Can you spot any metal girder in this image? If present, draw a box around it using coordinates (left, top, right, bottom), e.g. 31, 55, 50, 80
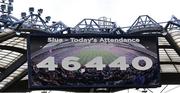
127, 15, 163, 34
170, 15, 180, 25
159, 45, 172, 48
0, 70, 28, 92
49, 21, 68, 34
15, 14, 51, 33
165, 21, 180, 30
0, 31, 15, 43
165, 22, 180, 56
161, 73, 180, 84
165, 34, 180, 55
73, 17, 119, 34
0, 54, 27, 82
0, 45, 26, 54
160, 62, 180, 65
0, 14, 19, 29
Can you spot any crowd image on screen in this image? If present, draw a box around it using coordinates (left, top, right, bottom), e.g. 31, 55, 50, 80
31, 60, 159, 87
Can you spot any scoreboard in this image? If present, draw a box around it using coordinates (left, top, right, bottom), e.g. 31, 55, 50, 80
28, 35, 160, 89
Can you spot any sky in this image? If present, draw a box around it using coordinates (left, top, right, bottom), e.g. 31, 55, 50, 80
12, 0, 180, 28
11, 0, 180, 93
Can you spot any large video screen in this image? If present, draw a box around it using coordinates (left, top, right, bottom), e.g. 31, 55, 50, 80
28, 35, 160, 89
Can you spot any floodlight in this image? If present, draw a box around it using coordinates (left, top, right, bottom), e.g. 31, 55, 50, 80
29, 7, 34, 13
21, 12, 26, 19
45, 16, 51, 22
8, 4, 13, 12
37, 9, 43, 15
9, 0, 13, 3
1, 4, 6, 11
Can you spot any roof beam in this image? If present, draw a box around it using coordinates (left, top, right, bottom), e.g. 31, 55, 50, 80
165, 33, 180, 56
159, 45, 172, 48
0, 32, 16, 43
0, 54, 27, 82
127, 15, 163, 34
161, 73, 180, 84
0, 45, 26, 54
0, 70, 27, 92
160, 62, 180, 65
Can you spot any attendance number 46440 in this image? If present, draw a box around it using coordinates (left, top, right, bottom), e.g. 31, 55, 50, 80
36, 56, 153, 71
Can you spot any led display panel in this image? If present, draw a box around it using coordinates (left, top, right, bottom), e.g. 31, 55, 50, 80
28, 35, 160, 89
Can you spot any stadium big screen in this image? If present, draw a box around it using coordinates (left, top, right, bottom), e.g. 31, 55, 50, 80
28, 35, 160, 89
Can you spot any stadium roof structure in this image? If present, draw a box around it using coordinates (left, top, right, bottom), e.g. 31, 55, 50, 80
0, 2, 180, 92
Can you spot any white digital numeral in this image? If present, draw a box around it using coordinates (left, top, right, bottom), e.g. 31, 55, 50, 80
85, 56, 105, 70
36, 56, 153, 71
36, 57, 58, 71
62, 56, 81, 71
109, 56, 129, 70
132, 56, 153, 71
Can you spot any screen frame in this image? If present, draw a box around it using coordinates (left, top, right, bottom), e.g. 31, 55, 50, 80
27, 34, 161, 90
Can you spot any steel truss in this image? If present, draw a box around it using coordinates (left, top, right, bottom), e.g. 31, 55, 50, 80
73, 17, 122, 34
15, 7, 51, 34
127, 15, 163, 34
49, 21, 68, 34
0, 0, 19, 30
0, 4, 180, 92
